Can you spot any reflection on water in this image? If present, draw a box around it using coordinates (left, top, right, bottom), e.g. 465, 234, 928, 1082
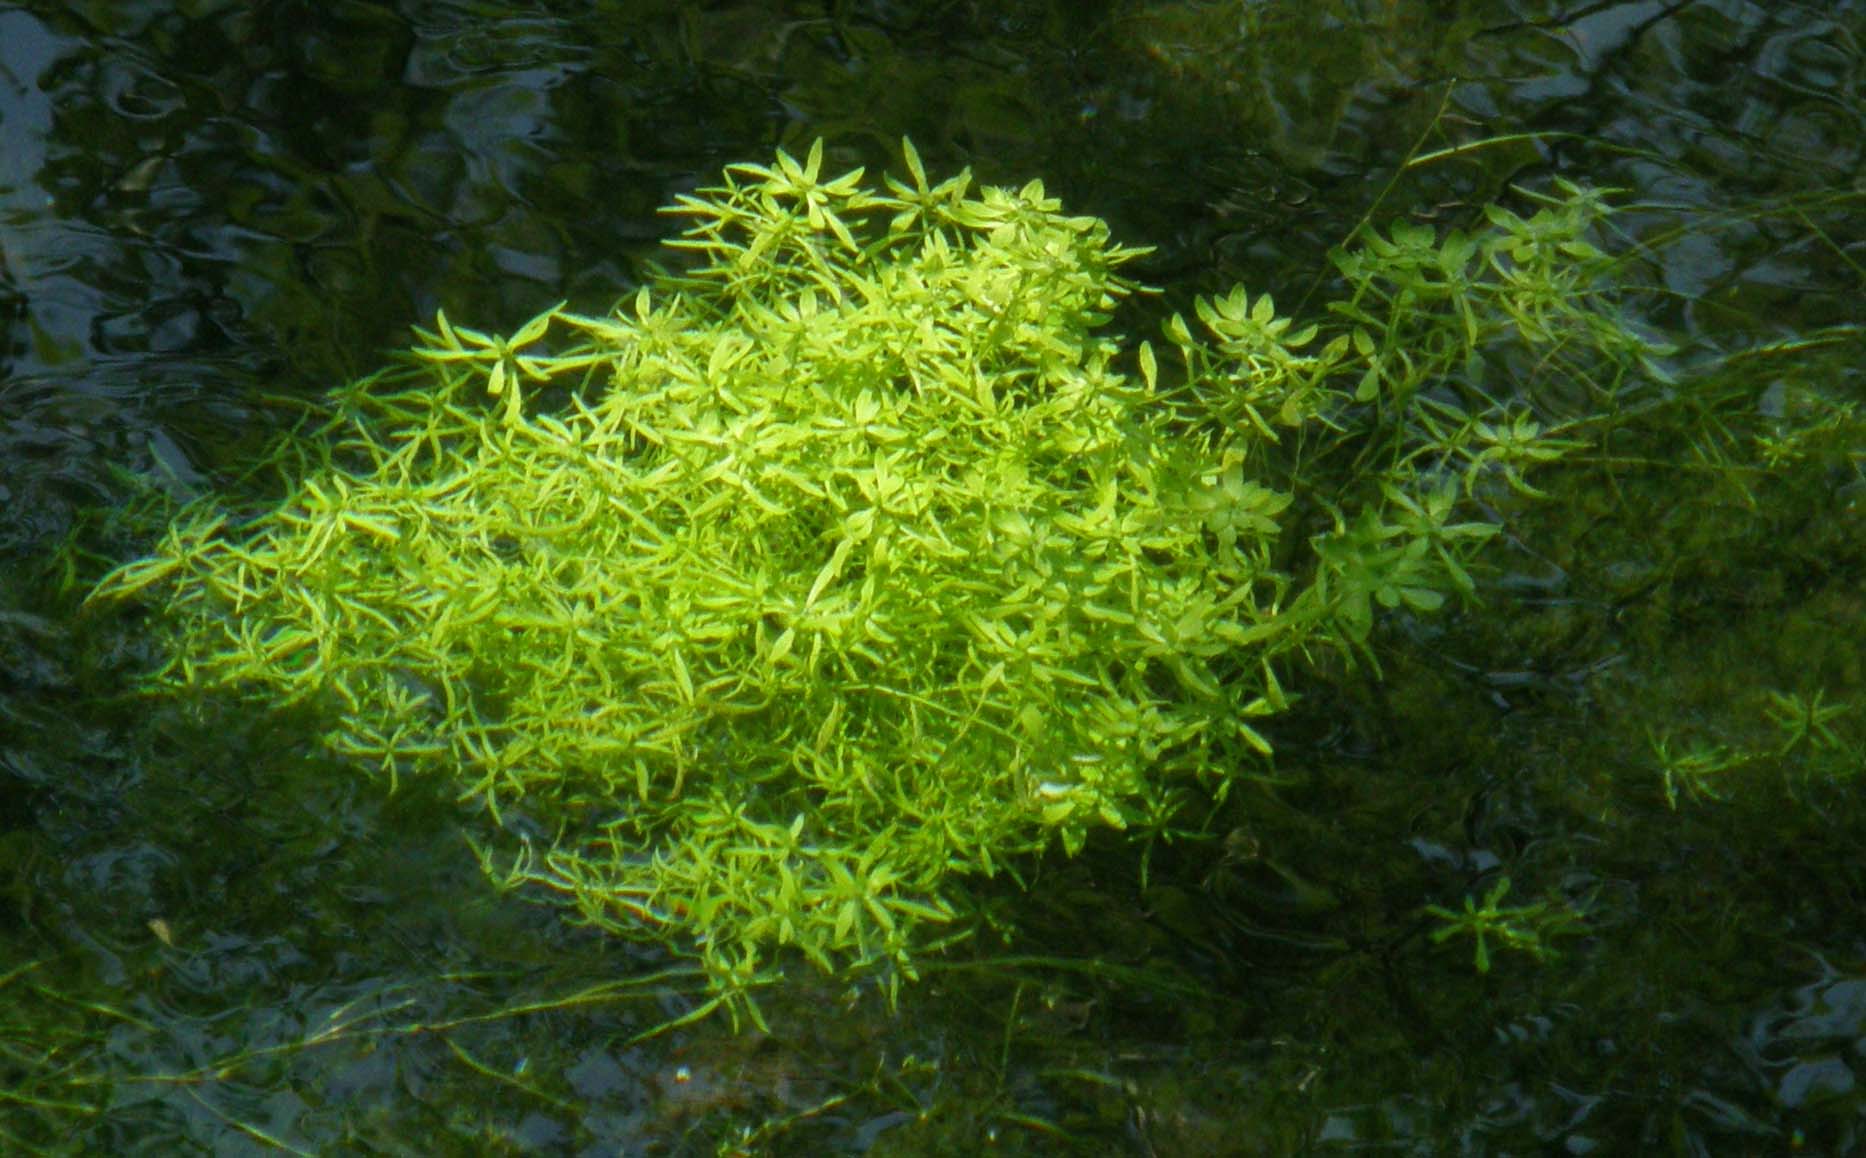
1, 1, 1862, 1151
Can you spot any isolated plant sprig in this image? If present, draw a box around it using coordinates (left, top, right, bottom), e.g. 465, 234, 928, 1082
90, 138, 1662, 1013
1425, 877, 1584, 974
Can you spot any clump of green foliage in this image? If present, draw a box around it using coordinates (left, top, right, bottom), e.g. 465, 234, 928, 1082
1424, 875, 1586, 973
91, 140, 1657, 1014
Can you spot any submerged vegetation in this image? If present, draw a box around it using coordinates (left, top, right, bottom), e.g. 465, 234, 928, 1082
85, 137, 1803, 1032
3, 0, 1861, 1149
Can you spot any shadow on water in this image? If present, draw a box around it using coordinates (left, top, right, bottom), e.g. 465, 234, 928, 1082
1, 1, 1863, 1153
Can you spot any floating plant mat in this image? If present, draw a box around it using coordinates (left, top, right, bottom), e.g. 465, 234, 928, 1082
90, 139, 1670, 1024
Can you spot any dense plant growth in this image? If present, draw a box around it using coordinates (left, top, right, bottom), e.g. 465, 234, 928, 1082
91, 140, 1668, 1015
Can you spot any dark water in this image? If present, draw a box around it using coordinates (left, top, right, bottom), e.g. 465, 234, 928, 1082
1, 1, 1862, 1154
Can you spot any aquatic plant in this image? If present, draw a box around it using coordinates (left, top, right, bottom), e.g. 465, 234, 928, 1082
90, 140, 1650, 1017
1423, 876, 1583, 974
1763, 688, 1851, 756
1647, 729, 1751, 810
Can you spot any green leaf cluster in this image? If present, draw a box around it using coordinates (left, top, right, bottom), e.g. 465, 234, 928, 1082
1424, 876, 1584, 974
89, 140, 1663, 1012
